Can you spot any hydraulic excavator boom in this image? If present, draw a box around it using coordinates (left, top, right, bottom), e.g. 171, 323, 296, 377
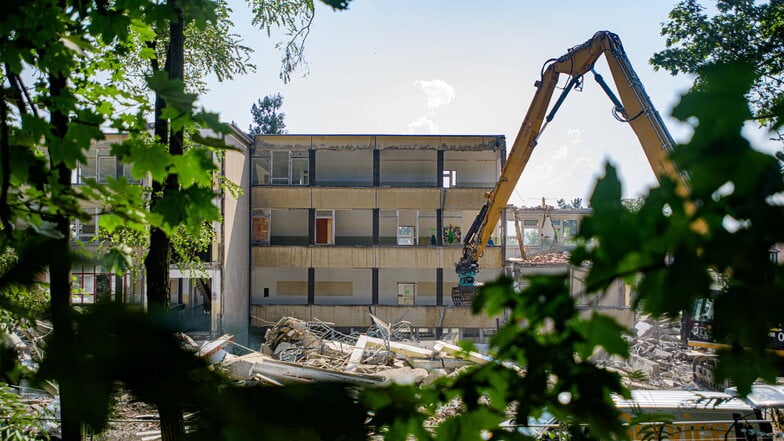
453, 31, 688, 304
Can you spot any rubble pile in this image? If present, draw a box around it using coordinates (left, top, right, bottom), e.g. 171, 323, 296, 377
9, 313, 781, 439
209, 316, 481, 386
510, 250, 571, 265
600, 314, 699, 389
221, 314, 705, 390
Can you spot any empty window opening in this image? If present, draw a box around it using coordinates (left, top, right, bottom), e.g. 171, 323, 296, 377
562, 219, 578, 240
443, 170, 457, 188
266, 150, 309, 186
70, 209, 99, 242
523, 227, 540, 246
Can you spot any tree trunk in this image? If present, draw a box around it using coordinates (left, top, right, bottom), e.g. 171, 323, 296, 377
144, 2, 186, 439
48, 72, 85, 441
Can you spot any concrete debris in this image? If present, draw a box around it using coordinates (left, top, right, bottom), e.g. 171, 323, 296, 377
597, 314, 700, 390
201, 316, 507, 387
507, 250, 570, 265
201, 315, 724, 391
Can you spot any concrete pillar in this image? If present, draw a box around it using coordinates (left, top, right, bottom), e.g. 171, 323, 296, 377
373, 149, 380, 187
436, 268, 443, 306
436, 150, 444, 188
308, 208, 315, 245
307, 267, 315, 305
372, 268, 379, 305
309, 149, 316, 186
372, 209, 379, 246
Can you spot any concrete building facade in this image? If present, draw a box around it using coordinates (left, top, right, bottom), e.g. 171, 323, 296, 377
248, 135, 508, 336
67, 127, 252, 340
66, 132, 635, 343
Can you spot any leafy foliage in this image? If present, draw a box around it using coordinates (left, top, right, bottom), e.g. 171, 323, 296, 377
556, 198, 583, 209
573, 62, 784, 393
2, 0, 779, 440
249, 93, 288, 135
652, 0, 784, 130
0, 385, 50, 440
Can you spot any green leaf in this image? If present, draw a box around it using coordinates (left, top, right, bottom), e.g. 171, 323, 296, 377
151, 186, 219, 235
129, 18, 157, 42
192, 110, 231, 135
103, 245, 134, 273
435, 408, 504, 441
146, 72, 197, 114
127, 139, 170, 182
171, 148, 215, 188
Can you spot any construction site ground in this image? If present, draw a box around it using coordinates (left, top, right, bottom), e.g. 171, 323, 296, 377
8, 314, 784, 440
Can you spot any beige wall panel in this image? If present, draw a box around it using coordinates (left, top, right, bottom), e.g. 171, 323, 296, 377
377, 188, 440, 209
309, 305, 372, 326
314, 282, 353, 296
417, 282, 437, 297
438, 307, 505, 327
311, 247, 377, 268
277, 281, 308, 296
251, 305, 312, 325
312, 136, 374, 150
253, 247, 311, 267
477, 247, 503, 269
254, 135, 312, 150
251, 305, 504, 328
252, 187, 311, 209
378, 248, 439, 269
312, 188, 375, 209
443, 188, 491, 210
441, 247, 465, 270
443, 247, 502, 270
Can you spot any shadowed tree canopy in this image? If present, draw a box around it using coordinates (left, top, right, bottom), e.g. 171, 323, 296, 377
651, 0, 784, 132
249, 93, 287, 135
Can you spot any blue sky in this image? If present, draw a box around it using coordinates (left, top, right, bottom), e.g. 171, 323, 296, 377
200, 1, 776, 207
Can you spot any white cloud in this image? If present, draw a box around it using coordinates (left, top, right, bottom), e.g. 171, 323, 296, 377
414, 79, 455, 112
564, 156, 600, 180
552, 129, 582, 162
408, 116, 440, 134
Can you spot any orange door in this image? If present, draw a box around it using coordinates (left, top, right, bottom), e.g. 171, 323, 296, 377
316, 218, 332, 244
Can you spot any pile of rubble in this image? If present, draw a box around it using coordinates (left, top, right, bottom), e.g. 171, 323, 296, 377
599, 314, 700, 389
209, 315, 484, 387
214, 314, 704, 391
7, 313, 767, 439
508, 250, 571, 265
206, 314, 705, 391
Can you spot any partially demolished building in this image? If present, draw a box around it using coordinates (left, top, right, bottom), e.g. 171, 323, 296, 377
64, 132, 635, 344
506, 204, 634, 327
249, 135, 508, 339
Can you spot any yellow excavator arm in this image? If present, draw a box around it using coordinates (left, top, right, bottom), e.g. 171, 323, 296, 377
454, 31, 687, 300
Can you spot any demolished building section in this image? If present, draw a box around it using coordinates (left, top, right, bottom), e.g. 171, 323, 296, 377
250, 135, 508, 340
